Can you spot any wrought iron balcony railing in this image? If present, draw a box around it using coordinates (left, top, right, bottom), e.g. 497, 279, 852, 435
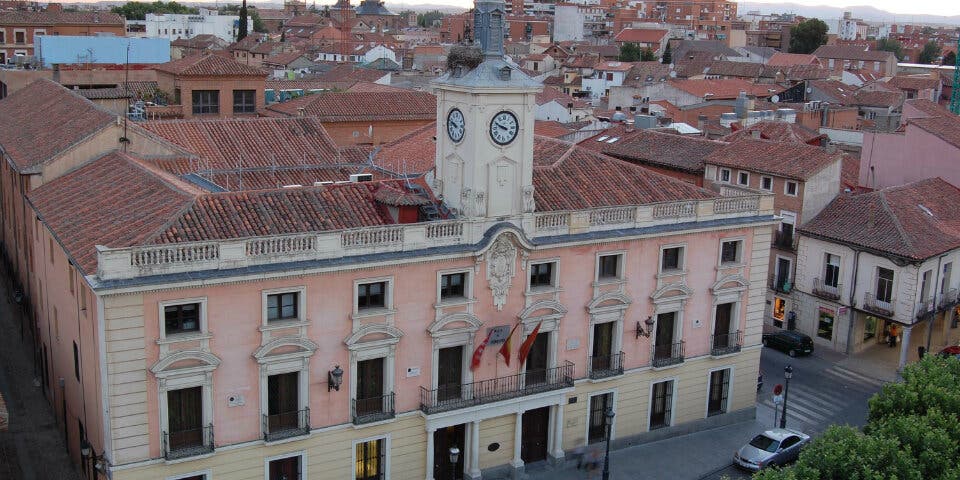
711, 330, 742, 357
773, 230, 796, 251
812, 277, 841, 301
863, 292, 895, 317
419, 362, 575, 414
352, 392, 395, 425
162, 424, 214, 460
262, 408, 310, 442
940, 288, 959, 309
652, 341, 685, 368
589, 352, 624, 379
769, 274, 792, 294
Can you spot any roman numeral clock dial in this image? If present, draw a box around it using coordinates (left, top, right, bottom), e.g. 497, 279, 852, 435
447, 108, 465, 143
489, 111, 518, 145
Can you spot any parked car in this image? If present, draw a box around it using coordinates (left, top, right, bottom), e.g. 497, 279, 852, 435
762, 330, 814, 357
733, 428, 810, 471
937, 345, 960, 359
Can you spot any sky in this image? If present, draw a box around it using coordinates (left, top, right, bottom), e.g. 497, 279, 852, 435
740, 0, 960, 17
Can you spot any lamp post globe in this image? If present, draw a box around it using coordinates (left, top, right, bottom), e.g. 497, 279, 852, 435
448, 446, 460, 480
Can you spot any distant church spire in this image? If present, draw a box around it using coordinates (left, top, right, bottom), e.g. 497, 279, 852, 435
473, 0, 505, 59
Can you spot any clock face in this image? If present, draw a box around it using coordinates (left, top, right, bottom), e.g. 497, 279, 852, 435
447, 108, 465, 143
489, 111, 519, 146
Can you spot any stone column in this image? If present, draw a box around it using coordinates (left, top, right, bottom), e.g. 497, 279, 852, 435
898, 325, 912, 369
550, 403, 565, 462
468, 420, 482, 479
511, 411, 525, 473
425, 427, 436, 480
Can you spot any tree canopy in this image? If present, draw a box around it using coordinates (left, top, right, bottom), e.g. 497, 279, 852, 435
110, 1, 198, 21
417, 10, 445, 28
788, 19, 828, 54
918, 41, 942, 64
219, 4, 267, 33
661, 42, 672, 64
876, 37, 904, 61
618, 43, 656, 62
943, 51, 957, 67
755, 356, 960, 480
236, 0, 248, 42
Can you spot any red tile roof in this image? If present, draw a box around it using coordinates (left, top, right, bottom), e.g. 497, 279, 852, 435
706, 138, 842, 180
766, 52, 821, 67
155, 53, 268, 77
722, 121, 825, 145
614, 28, 668, 44
812, 45, 896, 63
601, 129, 724, 173
262, 51, 310, 67
534, 121, 574, 138
372, 123, 437, 175
536, 87, 589, 108
668, 78, 784, 99
800, 178, 960, 260
0, 10, 124, 25
886, 75, 940, 92
909, 115, 960, 150
904, 98, 951, 119
809, 80, 856, 104
28, 151, 196, 273
0, 79, 115, 172
315, 64, 390, 84
265, 90, 436, 122
851, 90, 904, 108
595, 61, 635, 72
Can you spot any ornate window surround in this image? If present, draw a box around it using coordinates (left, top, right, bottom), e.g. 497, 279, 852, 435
427, 313, 481, 391
253, 336, 318, 440
150, 350, 221, 460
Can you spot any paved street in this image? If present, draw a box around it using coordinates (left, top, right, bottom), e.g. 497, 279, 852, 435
523, 346, 886, 480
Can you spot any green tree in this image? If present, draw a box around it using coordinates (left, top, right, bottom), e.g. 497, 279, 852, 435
661, 42, 672, 64
417, 10, 445, 28
943, 51, 957, 66
918, 40, 942, 64
237, 0, 248, 41
788, 18, 828, 54
640, 47, 656, 62
877, 37, 904, 61
618, 43, 642, 61
220, 4, 267, 33
110, 1, 198, 21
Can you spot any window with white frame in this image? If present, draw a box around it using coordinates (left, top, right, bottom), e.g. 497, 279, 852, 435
529, 260, 558, 289
357, 280, 389, 311
439, 271, 469, 302
824, 253, 841, 289
876, 267, 895, 303
737, 171, 749, 186
706, 368, 730, 416
166, 471, 209, 480
784, 180, 798, 196
354, 436, 388, 480
266, 452, 305, 480
265, 288, 304, 323
719, 239, 742, 265
649, 379, 674, 430
160, 299, 206, 338
597, 252, 623, 281
660, 246, 684, 272
760, 176, 773, 191
718, 168, 731, 183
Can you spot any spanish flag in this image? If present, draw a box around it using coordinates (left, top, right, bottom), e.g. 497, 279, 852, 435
498, 323, 520, 366
518, 321, 543, 367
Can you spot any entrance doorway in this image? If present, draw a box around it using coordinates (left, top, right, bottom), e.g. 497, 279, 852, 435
437, 346, 463, 402
521, 406, 550, 463
587, 393, 613, 444
524, 332, 549, 385
433, 424, 466, 480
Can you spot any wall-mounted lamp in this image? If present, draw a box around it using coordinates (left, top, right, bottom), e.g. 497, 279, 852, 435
636, 316, 656, 339
80, 440, 92, 458
328, 365, 344, 392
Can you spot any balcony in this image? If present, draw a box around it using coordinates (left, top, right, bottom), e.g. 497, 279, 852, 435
262, 408, 310, 442
652, 341, 685, 368
862, 293, 895, 318
710, 330, 742, 357
769, 274, 792, 294
812, 278, 841, 301
162, 424, 214, 460
915, 298, 935, 319
939, 288, 959, 309
773, 230, 796, 251
589, 352, 624, 379
352, 392, 395, 425
419, 362, 575, 415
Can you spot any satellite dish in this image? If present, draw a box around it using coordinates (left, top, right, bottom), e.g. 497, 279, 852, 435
806, 87, 812, 94
669, 71, 677, 78
771, 95, 780, 103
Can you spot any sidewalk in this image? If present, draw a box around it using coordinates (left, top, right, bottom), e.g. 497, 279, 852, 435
0, 275, 81, 479
517, 420, 766, 480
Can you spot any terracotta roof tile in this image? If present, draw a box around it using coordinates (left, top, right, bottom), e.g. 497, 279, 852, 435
536, 87, 589, 108
813, 45, 896, 63
909, 115, 960, 150
534, 121, 574, 138
0, 10, 124, 25
314, 64, 389, 84
614, 28, 668, 44
706, 138, 842, 180
721, 121, 825, 145
852, 90, 904, 108
265, 90, 436, 122
0, 79, 115, 172
601, 129, 724, 173
904, 98, 951, 118
155, 53, 268, 77
668, 78, 784, 99
766, 52, 821, 67
800, 178, 960, 260
886, 75, 940, 91
371, 122, 437, 175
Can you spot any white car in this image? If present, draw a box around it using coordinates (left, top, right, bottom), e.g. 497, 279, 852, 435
733, 428, 810, 471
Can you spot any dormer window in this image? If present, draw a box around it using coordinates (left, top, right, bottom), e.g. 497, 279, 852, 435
499, 66, 512, 80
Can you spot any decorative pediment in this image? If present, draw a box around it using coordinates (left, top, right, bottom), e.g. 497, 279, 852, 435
586, 292, 632, 313
712, 274, 750, 294
427, 312, 483, 336
519, 300, 568, 320
651, 283, 693, 303
252, 336, 318, 364
150, 350, 221, 378
345, 323, 404, 348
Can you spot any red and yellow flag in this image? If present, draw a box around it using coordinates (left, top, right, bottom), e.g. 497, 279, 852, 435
470, 330, 493, 371
517, 321, 542, 366
498, 323, 520, 367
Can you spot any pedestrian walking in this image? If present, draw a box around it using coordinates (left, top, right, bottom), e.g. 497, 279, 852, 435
888, 323, 900, 348
584, 444, 602, 479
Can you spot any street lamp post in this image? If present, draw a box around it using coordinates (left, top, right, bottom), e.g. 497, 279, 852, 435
448, 446, 460, 480
779, 365, 793, 429
602, 408, 615, 480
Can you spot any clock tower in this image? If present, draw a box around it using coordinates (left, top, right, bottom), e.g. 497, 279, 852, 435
432, 0, 542, 219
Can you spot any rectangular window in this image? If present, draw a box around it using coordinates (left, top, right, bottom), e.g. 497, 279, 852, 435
760, 176, 773, 191
720, 240, 741, 264
529, 261, 555, 288
824, 254, 840, 288
719, 168, 731, 182
14, 30, 24, 44
817, 310, 834, 340
267, 292, 298, 322
164, 303, 200, 335
661, 246, 683, 271
707, 369, 730, 416
232, 89, 256, 113
355, 438, 385, 480
191, 90, 219, 115
587, 392, 614, 444
598, 254, 621, 280
357, 281, 387, 310
73, 341, 80, 381
268, 455, 302, 480
440, 272, 466, 300
0, 31, 5, 43
920, 269, 932, 301
785, 181, 798, 196
649, 380, 673, 430
737, 171, 749, 186
772, 297, 785, 327
877, 267, 895, 303
68, 265, 74, 294
267, 372, 300, 431
167, 386, 203, 451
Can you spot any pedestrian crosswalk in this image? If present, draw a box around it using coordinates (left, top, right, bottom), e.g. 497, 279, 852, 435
757, 365, 886, 429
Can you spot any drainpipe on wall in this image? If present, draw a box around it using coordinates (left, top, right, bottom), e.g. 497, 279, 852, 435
845, 250, 861, 355
925, 255, 946, 355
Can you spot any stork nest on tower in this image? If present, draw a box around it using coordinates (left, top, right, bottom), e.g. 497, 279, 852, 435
446, 46, 483, 72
